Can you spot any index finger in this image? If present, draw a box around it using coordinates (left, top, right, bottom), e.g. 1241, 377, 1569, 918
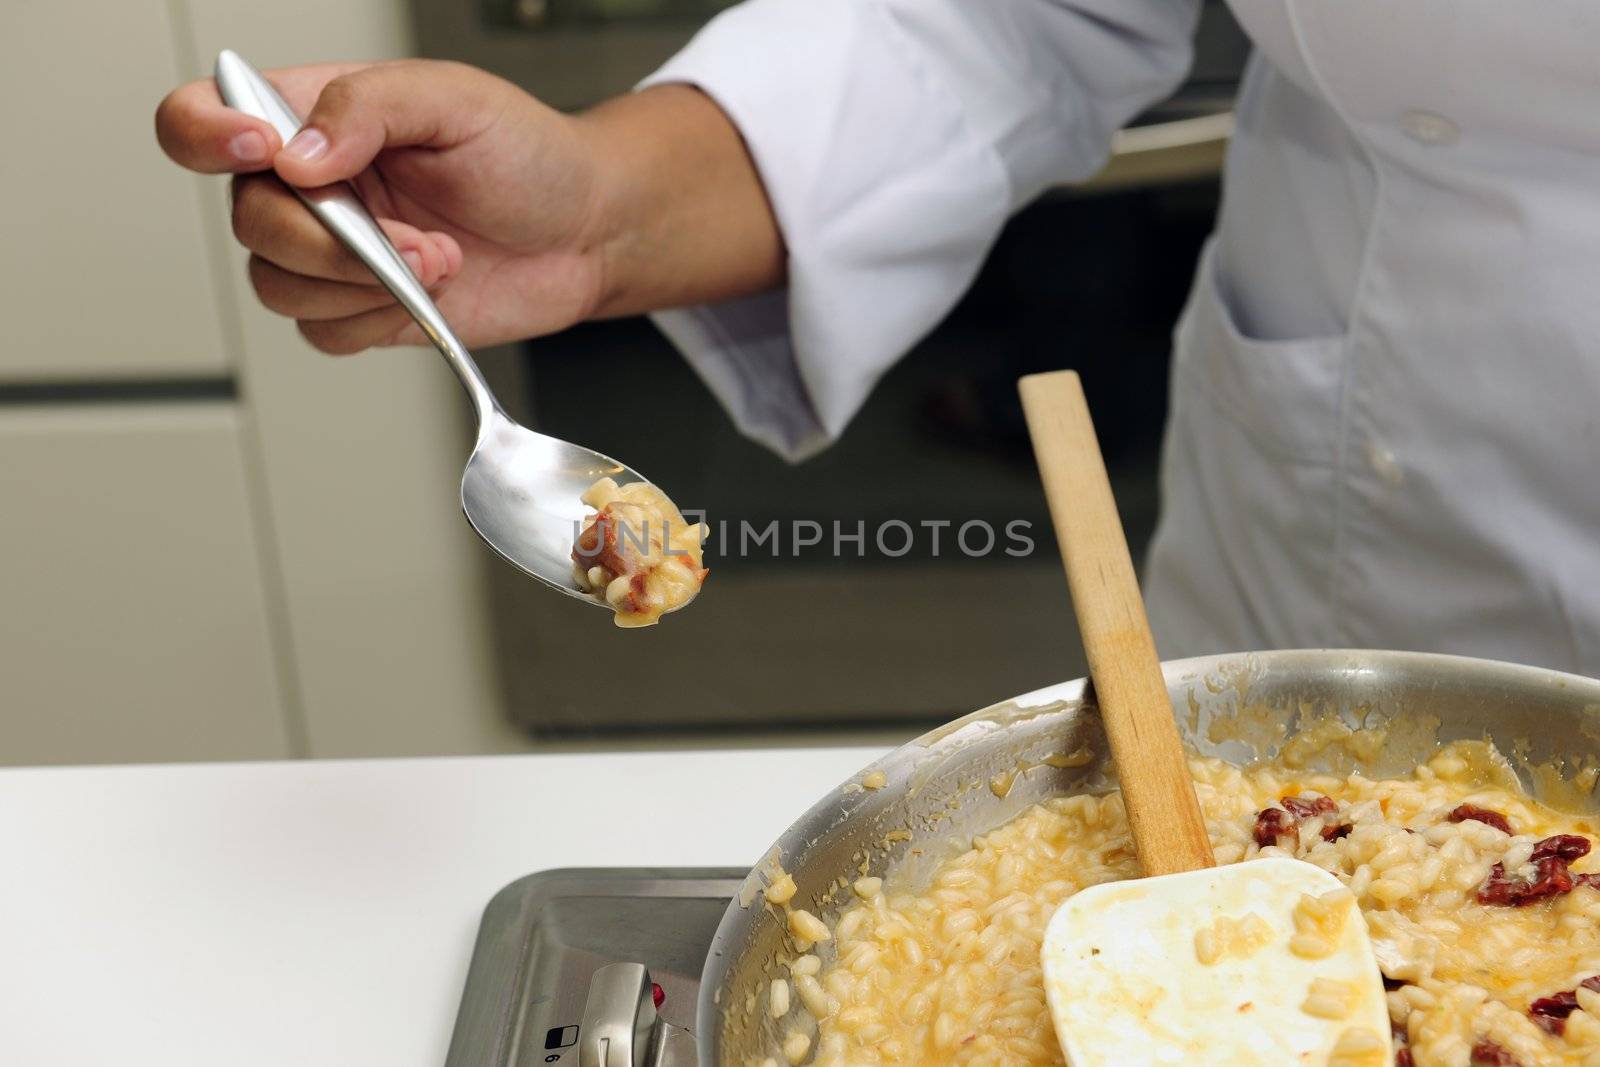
154, 62, 366, 174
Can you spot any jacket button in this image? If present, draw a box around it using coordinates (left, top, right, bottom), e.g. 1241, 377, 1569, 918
1401, 110, 1460, 146
1365, 439, 1406, 488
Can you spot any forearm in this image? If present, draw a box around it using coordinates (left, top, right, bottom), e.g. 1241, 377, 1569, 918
576, 84, 786, 318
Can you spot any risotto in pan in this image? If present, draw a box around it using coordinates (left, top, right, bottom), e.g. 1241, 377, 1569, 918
759, 744, 1600, 1067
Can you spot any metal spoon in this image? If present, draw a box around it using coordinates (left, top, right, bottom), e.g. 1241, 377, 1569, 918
215, 49, 652, 608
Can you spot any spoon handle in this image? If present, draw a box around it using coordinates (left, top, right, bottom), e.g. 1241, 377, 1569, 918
1020, 370, 1214, 876
213, 50, 499, 425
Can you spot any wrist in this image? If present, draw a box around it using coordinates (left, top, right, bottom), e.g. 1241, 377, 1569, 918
565, 104, 634, 321
572, 83, 785, 320
570, 89, 679, 320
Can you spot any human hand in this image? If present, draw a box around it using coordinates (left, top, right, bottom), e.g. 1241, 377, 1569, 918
156, 60, 609, 353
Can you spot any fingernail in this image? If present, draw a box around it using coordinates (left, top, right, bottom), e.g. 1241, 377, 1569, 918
229, 130, 269, 164
402, 251, 423, 277
283, 127, 329, 163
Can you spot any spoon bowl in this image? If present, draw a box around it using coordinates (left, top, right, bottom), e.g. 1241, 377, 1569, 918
215, 50, 663, 608
461, 412, 648, 602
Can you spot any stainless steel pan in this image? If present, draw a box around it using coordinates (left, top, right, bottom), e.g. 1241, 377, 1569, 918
696, 649, 1600, 1066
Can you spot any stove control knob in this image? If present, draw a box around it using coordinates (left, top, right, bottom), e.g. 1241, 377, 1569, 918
579, 963, 657, 1067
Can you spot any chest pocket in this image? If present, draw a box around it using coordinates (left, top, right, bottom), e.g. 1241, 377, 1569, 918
1174, 241, 1346, 467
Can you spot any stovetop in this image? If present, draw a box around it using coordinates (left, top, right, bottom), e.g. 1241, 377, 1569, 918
446, 868, 744, 1067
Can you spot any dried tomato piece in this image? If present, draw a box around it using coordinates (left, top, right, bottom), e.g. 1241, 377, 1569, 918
1254, 795, 1343, 848
1478, 857, 1576, 906
1323, 823, 1353, 842
1477, 862, 1515, 905
1253, 806, 1299, 848
1447, 804, 1513, 835
1533, 855, 1575, 897
1525, 975, 1600, 1035
1529, 989, 1579, 1034
1390, 1017, 1412, 1065
1470, 1040, 1522, 1066
1576, 872, 1600, 891
1531, 834, 1592, 863
1530, 855, 1577, 898
1281, 794, 1338, 820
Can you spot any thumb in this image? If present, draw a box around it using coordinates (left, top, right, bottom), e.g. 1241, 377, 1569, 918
272, 61, 490, 187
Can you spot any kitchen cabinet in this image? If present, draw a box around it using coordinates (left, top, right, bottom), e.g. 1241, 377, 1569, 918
177, 0, 523, 758
0, 404, 292, 763
1, 0, 230, 381
0, 0, 522, 766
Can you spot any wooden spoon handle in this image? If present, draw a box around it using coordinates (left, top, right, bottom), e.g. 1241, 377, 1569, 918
1019, 371, 1214, 876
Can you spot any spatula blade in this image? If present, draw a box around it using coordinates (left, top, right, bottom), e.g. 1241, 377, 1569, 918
1041, 858, 1391, 1067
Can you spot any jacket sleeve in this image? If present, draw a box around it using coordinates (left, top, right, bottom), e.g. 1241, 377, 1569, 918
640, 0, 1200, 460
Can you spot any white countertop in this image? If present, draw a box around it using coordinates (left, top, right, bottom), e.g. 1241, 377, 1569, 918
0, 747, 886, 1066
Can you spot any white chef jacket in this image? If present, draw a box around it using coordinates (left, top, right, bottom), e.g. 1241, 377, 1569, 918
642, 0, 1600, 676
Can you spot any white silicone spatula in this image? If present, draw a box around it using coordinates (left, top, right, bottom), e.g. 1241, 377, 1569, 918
1018, 371, 1391, 1067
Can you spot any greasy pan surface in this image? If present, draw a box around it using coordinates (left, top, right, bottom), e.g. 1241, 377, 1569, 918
699, 650, 1600, 1065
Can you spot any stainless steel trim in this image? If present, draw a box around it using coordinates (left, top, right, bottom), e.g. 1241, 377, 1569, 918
650, 1023, 698, 1067
1114, 111, 1236, 155
580, 964, 656, 1067
1076, 111, 1234, 192
446, 868, 742, 1067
